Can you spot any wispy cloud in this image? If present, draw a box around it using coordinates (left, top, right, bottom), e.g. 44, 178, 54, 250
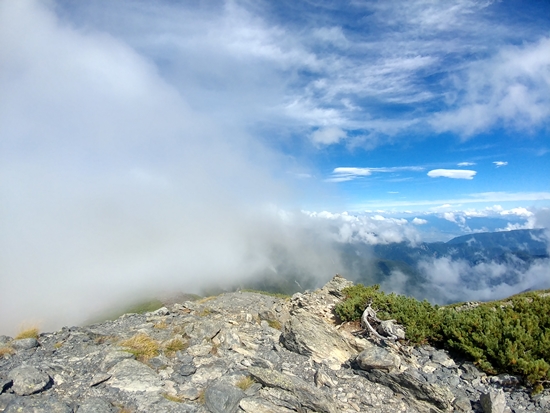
327, 166, 424, 182
78, 0, 548, 148
457, 162, 476, 166
427, 169, 477, 179
493, 161, 508, 167
432, 37, 550, 137
351, 192, 550, 210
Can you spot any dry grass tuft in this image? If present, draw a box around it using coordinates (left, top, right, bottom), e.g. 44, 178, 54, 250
266, 319, 282, 330
162, 393, 183, 403
236, 376, 255, 391
15, 327, 39, 340
0, 346, 15, 357
198, 388, 206, 404
119, 333, 159, 361
153, 320, 168, 329
163, 337, 188, 356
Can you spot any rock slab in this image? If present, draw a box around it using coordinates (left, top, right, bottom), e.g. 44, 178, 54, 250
8, 366, 51, 396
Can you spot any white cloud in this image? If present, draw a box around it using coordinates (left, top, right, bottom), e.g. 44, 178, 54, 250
500, 207, 533, 218
328, 165, 424, 182
310, 126, 347, 145
416, 257, 550, 304
412, 217, 428, 225
432, 37, 550, 137
493, 161, 508, 167
443, 212, 457, 223
427, 169, 477, 179
457, 162, 476, 166
303, 211, 421, 245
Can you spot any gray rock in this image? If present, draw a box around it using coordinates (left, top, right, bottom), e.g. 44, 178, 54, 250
178, 362, 197, 377
100, 350, 135, 371
239, 396, 295, 412
321, 274, 354, 298
314, 368, 336, 388
280, 309, 354, 370
0, 336, 12, 345
362, 369, 455, 412
0, 394, 17, 411
204, 379, 245, 413
1, 377, 11, 393
453, 394, 473, 412
355, 346, 401, 372
77, 397, 116, 413
430, 351, 456, 367
248, 366, 337, 413
377, 320, 406, 340
107, 359, 163, 393
8, 365, 51, 396
481, 390, 507, 413
90, 373, 111, 387
461, 362, 483, 381
4, 396, 73, 413
11, 337, 39, 350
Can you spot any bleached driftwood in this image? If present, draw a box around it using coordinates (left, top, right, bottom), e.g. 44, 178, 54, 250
360, 301, 401, 341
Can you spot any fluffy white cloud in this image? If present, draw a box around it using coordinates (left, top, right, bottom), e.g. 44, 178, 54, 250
501, 207, 533, 218
303, 211, 421, 245
427, 169, 477, 179
412, 217, 428, 225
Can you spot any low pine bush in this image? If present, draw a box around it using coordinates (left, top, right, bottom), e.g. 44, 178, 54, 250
335, 284, 550, 391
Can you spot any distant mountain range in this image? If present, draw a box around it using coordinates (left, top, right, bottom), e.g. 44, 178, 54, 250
375, 228, 548, 266
336, 229, 549, 299
230, 229, 549, 303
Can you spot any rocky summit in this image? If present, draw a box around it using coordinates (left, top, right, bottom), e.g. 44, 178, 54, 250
1, 275, 549, 413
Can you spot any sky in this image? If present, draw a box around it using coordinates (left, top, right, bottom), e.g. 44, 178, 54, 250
1, 0, 549, 334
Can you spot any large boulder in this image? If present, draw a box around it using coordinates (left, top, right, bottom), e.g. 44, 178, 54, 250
356, 345, 401, 372
4, 396, 72, 413
77, 397, 116, 413
107, 359, 162, 393
480, 390, 508, 413
280, 309, 355, 370
8, 365, 51, 396
361, 369, 455, 412
204, 379, 245, 413
248, 366, 337, 413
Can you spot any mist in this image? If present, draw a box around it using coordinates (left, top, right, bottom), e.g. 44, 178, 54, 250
0, 0, 339, 335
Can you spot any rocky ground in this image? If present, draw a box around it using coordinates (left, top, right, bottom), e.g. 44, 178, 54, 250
0, 275, 549, 413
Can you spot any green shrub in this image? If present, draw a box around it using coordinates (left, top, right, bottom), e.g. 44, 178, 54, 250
335, 284, 443, 344
336, 284, 550, 390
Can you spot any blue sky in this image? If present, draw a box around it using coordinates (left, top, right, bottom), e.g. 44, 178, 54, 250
46, 0, 550, 214
1, 0, 549, 333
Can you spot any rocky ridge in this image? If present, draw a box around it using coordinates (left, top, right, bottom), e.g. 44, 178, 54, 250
1, 275, 549, 413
